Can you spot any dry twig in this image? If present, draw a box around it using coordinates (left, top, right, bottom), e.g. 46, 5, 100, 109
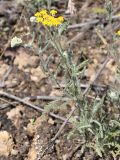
0, 90, 66, 121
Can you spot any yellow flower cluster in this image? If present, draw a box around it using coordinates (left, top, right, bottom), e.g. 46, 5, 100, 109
34, 9, 64, 27
116, 30, 120, 36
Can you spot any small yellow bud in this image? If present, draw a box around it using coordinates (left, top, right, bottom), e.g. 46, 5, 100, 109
50, 10, 57, 15
116, 30, 120, 36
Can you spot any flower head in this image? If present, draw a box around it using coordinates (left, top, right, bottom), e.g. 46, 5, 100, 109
35, 12, 42, 17
11, 36, 22, 48
116, 30, 120, 36
50, 10, 57, 16
36, 17, 44, 23
34, 9, 64, 27
57, 16, 64, 22
39, 9, 47, 15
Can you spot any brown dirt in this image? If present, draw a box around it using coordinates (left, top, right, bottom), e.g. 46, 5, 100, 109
0, 0, 120, 160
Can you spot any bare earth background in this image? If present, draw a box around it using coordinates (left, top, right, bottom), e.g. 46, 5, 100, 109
0, 0, 120, 159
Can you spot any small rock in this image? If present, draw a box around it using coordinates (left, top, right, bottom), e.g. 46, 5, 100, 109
0, 131, 14, 156
48, 118, 55, 125
11, 149, 18, 155
27, 147, 37, 160
30, 67, 46, 83
14, 48, 39, 70
6, 105, 24, 128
